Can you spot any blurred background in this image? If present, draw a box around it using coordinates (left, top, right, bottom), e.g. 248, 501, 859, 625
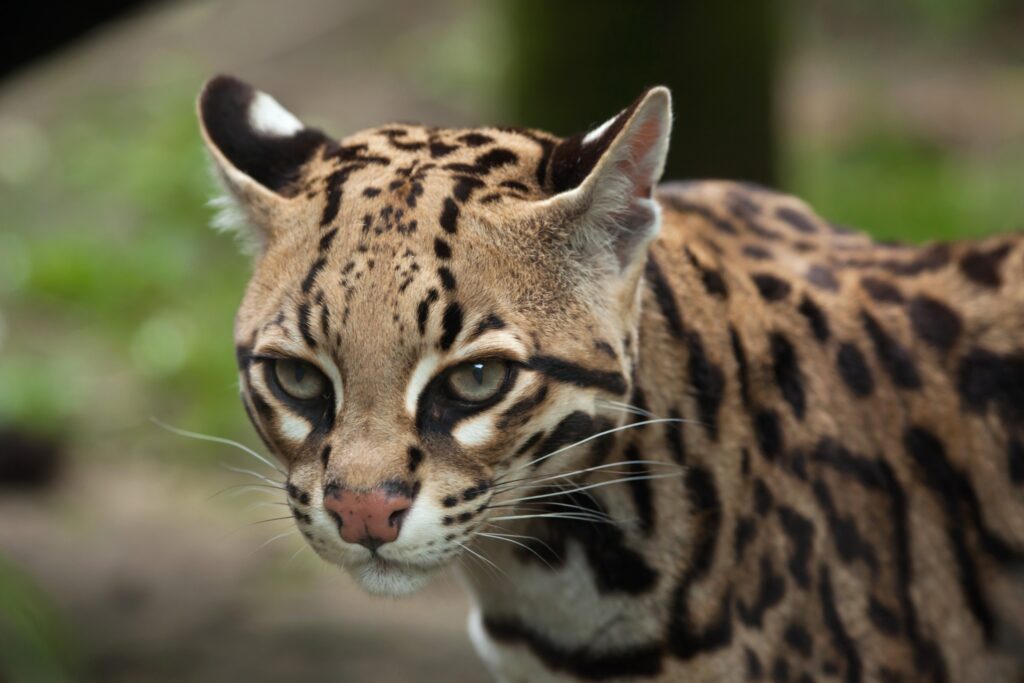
0, 1, 1022, 680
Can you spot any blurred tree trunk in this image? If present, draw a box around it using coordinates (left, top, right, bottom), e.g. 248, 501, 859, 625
502, 1, 780, 186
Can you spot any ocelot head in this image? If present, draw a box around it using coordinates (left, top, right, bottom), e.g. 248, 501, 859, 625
198, 75, 671, 595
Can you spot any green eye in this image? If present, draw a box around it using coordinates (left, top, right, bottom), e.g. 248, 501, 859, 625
273, 358, 328, 401
445, 360, 508, 403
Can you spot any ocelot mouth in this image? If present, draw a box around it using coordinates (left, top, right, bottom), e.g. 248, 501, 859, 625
352, 555, 437, 597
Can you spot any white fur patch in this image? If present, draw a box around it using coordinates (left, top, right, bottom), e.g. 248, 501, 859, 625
453, 413, 495, 448
279, 412, 312, 443
405, 353, 440, 417
582, 115, 615, 145
248, 91, 303, 136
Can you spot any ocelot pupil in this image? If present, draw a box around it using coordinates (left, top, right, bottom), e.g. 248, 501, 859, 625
472, 363, 484, 384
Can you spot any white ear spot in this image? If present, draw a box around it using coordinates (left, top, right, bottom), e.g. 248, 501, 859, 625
582, 116, 614, 145
248, 91, 304, 137
406, 353, 440, 417
279, 412, 313, 443
453, 414, 495, 448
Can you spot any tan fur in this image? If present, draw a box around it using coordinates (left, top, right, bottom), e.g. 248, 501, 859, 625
200, 77, 1024, 682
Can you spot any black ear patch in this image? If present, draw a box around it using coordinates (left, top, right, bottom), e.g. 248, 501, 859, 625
546, 93, 646, 194
200, 75, 330, 197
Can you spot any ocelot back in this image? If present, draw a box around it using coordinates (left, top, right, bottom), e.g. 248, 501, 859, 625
197, 75, 1024, 682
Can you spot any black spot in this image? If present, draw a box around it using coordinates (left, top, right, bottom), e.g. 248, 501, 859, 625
407, 446, 423, 472
297, 302, 316, 347
665, 408, 686, 465
812, 478, 878, 573
433, 237, 452, 260
439, 302, 463, 350
772, 657, 790, 683
686, 331, 725, 440
457, 132, 493, 147
318, 227, 338, 252
957, 348, 1024, 423
860, 277, 903, 304
903, 425, 1018, 641
429, 141, 458, 158
362, 187, 381, 198
645, 257, 685, 339
754, 478, 773, 515
806, 265, 839, 291
770, 333, 806, 420
686, 248, 729, 298
836, 343, 874, 397
300, 257, 327, 294
776, 206, 819, 234
752, 273, 792, 301
734, 516, 757, 562
743, 244, 774, 260
529, 356, 627, 395
754, 410, 783, 461
668, 465, 733, 659
1009, 437, 1024, 485
624, 445, 655, 534
737, 553, 786, 627
453, 175, 485, 203
437, 267, 456, 291
784, 623, 813, 658
500, 180, 530, 193
745, 647, 763, 680
469, 313, 506, 341
730, 327, 752, 408
862, 311, 921, 389
907, 295, 962, 351
777, 505, 814, 589
439, 197, 459, 233
320, 444, 332, 469
442, 495, 457, 508
483, 615, 663, 679
593, 340, 617, 359
868, 597, 901, 636
286, 482, 311, 506
797, 295, 830, 342
959, 243, 1012, 288
818, 566, 862, 683
416, 289, 439, 335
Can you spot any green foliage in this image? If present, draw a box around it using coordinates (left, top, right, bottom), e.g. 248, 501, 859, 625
0, 556, 80, 683
0, 81, 251, 448
788, 124, 1024, 243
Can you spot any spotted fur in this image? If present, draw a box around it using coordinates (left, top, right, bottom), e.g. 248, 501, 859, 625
198, 75, 1024, 682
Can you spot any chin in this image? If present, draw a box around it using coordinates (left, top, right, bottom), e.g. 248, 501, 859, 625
351, 557, 437, 597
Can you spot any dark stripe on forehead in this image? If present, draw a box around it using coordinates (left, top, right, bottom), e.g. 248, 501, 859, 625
440, 197, 459, 234
440, 302, 463, 350
300, 257, 327, 293
416, 288, 439, 335
528, 355, 627, 395
297, 302, 316, 347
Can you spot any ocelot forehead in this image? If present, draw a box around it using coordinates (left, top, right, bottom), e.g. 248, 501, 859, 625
303, 123, 555, 219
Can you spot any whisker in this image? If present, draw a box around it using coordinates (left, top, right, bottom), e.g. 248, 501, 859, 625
455, 541, 509, 583
488, 512, 621, 524
502, 472, 682, 504
220, 463, 285, 487
207, 483, 284, 501
492, 459, 682, 492
254, 529, 298, 552
152, 418, 285, 475
474, 532, 555, 570
506, 418, 688, 473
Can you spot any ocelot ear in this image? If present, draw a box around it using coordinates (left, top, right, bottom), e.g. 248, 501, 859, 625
539, 87, 672, 274
197, 75, 330, 252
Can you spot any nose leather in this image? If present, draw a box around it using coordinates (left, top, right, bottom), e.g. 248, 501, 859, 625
323, 486, 412, 550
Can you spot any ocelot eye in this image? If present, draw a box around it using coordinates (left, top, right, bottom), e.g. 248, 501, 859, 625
272, 358, 329, 401
444, 360, 509, 403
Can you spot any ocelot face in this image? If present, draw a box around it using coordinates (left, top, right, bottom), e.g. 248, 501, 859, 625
199, 75, 671, 595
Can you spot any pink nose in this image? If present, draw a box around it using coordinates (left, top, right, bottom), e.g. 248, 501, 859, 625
323, 486, 412, 550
